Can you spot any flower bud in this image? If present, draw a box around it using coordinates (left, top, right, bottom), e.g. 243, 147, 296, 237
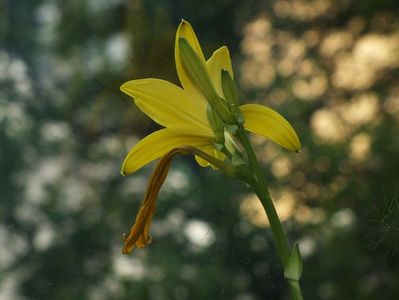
221, 69, 244, 125
178, 38, 235, 124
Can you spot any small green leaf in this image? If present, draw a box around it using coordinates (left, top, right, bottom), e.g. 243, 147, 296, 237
284, 243, 303, 281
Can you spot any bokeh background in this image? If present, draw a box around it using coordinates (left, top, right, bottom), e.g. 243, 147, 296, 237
1, 0, 399, 299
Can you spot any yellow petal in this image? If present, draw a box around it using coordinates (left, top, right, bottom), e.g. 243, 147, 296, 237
207, 46, 234, 96
121, 78, 209, 129
240, 104, 301, 152
122, 128, 213, 175
175, 20, 207, 116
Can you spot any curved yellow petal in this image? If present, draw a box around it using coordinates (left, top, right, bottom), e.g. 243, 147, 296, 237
195, 145, 226, 168
175, 20, 207, 117
207, 46, 234, 96
120, 79, 209, 129
240, 104, 301, 152
122, 128, 213, 175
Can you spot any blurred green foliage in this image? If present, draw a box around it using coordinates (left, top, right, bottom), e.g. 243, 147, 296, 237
1, 0, 399, 299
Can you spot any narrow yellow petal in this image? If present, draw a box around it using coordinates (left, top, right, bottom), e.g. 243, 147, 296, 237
175, 20, 207, 116
122, 128, 213, 175
120, 78, 209, 129
240, 104, 301, 152
207, 46, 234, 96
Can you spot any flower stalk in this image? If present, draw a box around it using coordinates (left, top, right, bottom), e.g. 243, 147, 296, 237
236, 125, 304, 300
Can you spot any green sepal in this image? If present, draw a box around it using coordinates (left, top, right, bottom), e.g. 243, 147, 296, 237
284, 243, 303, 281
232, 151, 245, 167
226, 124, 238, 134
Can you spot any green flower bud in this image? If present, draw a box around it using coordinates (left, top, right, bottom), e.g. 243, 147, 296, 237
178, 38, 235, 124
221, 69, 244, 125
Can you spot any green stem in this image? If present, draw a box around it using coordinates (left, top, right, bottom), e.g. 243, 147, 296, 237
237, 126, 304, 300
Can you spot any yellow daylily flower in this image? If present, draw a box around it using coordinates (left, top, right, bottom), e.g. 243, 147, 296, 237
120, 19, 300, 176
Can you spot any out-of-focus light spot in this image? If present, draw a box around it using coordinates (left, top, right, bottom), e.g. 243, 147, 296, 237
152, 209, 186, 237
257, 142, 280, 165
113, 254, 145, 279
184, 220, 215, 249
240, 190, 296, 227
271, 156, 293, 179
40, 121, 71, 143
303, 29, 321, 47
349, 133, 372, 163
273, 0, 335, 21
97, 135, 124, 157
332, 33, 399, 90
298, 236, 316, 258
320, 31, 353, 58
23, 157, 68, 204
295, 206, 326, 224
0, 226, 28, 270
269, 88, 288, 106
292, 74, 327, 100
311, 109, 347, 143
338, 93, 379, 126
0, 272, 24, 300
240, 17, 275, 88
33, 222, 56, 251
164, 169, 190, 194
240, 195, 269, 228
35, 1, 60, 25
241, 61, 275, 88
106, 34, 129, 69
331, 208, 356, 229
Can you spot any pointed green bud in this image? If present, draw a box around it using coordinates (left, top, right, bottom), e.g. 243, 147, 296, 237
178, 38, 235, 124
284, 243, 303, 281
207, 105, 225, 145
221, 70, 239, 107
221, 69, 244, 125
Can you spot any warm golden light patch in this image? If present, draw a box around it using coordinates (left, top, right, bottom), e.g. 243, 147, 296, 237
240, 17, 275, 88
338, 93, 380, 126
349, 133, 372, 163
240, 190, 296, 227
310, 109, 348, 143
319, 31, 353, 58
332, 33, 399, 90
271, 156, 293, 179
273, 0, 335, 21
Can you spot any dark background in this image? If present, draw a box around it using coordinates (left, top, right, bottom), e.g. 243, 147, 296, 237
1, 0, 399, 299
